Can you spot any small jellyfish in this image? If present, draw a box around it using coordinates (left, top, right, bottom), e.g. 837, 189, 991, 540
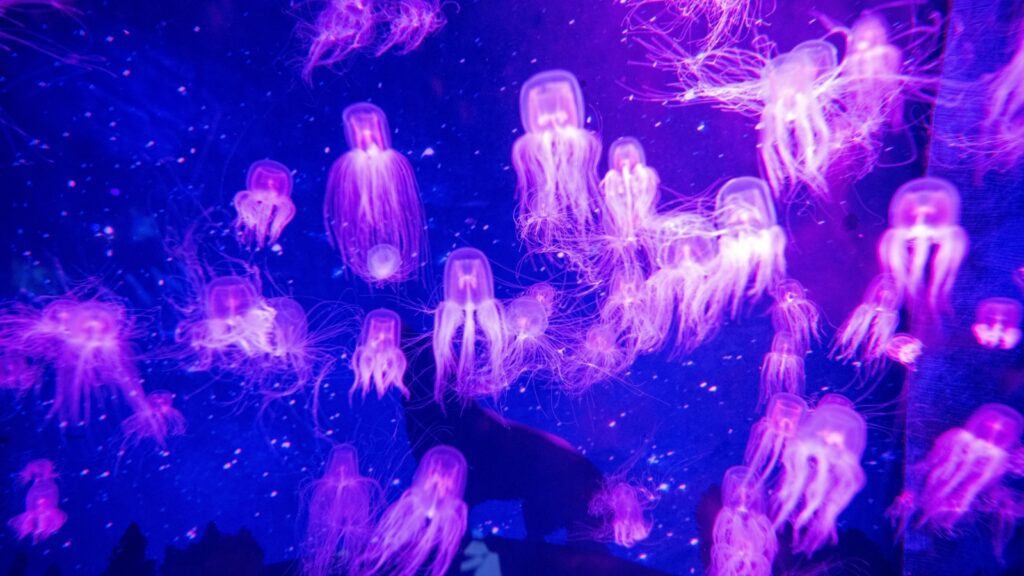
833, 274, 902, 367
503, 291, 557, 383
886, 333, 923, 371
304, 444, 379, 576
433, 248, 507, 402
595, 137, 660, 275
512, 70, 603, 251
358, 445, 468, 576
588, 481, 653, 548
878, 177, 968, 313
8, 460, 66, 544
178, 276, 277, 369
121, 391, 186, 448
972, 297, 1022, 350
374, 0, 445, 56
840, 14, 905, 136
299, 0, 378, 81
710, 466, 777, 576
564, 324, 629, 394
600, 270, 660, 353
713, 177, 787, 316
324, 103, 425, 284
759, 332, 805, 407
773, 399, 867, 555
769, 279, 820, 353
233, 159, 296, 250
744, 393, 807, 484
351, 308, 409, 400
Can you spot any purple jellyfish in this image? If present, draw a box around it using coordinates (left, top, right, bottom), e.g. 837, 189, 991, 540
324, 102, 425, 284
885, 332, 923, 371
600, 270, 660, 354
972, 297, 1022, 350
233, 159, 296, 251
502, 289, 560, 383
769, 279, 820, 353
564, 323, 631, 394
299, 0, 378, 82
176, 275, 277, 369
8, 460, 66, 544
833, 273, 902, 368
839, 14, 905, 141
588, 480, 653, 548
596, 137, 660, 276
121, 391, 186, 448
759, 332, 805, 407
710, 466, 777, 576
744, 393, 807, 484
351, 308, 409, 400
374, 0, 445, 56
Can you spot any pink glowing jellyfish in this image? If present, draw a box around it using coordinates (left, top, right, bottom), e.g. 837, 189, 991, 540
759, 332, 805, 407
885, 333, 923, 371
233, 159, 296, 251
564, 324, 630, 394
358, 445, 468, 576
713, 177, 786, 316
744, 392, 807, 485
596, 137, 660, 275
324, 102, 424, 284
600, 270, 660, 354
838, 15, 905, 144
177, 275, 277, 369
972, 297, 1022, 350
512, 70, 603, 252
887, 404, 1023, 555
981, 26, 1024, 171
588, 481, 653, 548
769, 279, 820, 353
773, 399, 867, 555
351, 308, 409, 400
833, 274, 902, 367
878, 177, 968, 313
433, 248, 507, 403
374, 0, 445, 56
710, 466, 777, 576
503, 289, 559, 383
299, 0, 378, 82
8, 459, 66, 544
121, 391, 186, 448
304, 444, 379, 576
623, 0, 767, 53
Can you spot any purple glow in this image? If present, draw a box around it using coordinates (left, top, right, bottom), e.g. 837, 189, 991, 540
744, 393, 807, 484
885, 332, 923, 371
300, 0, 377, 82
375, 0, 444, 56
233, 159, 296, 251
121, 391, 186, 448
710, 466, 777, 576
769, 279, 820, 353
588, 481, 653, 548
833, 273, 902, 368
8, 460, 66, 544
351, 308, 409, 400
971, 297, 1022, 350
595, 137, 660, 277
759, 332, 804, 407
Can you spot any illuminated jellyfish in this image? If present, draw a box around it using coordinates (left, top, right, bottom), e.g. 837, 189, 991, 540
773, 399, 867, 556
433, 248, 507, 402
512, 70, 603, 250
8, 460, 66, 544
710, 466, 777, 576
760, 40, 841, 200
833, 274, 902, 366
233, 159, 296, 251
645, 213, 724, 353
744, 393, 807, 484
887, 404, 1023, 553
972, 297, 1022, 350
878, 177, 968, 313
759, 332, 804, 407
982, 28, 1024, 171
324, 102, 425, 284
713, 177, 786, 316
177, 275, 276, 369
359, 445, 468, 576
503, 291, 556, 382
839, 14, 904, 138
304, 444, 379, 576
769, 279, 820, 352
375, 0, 445, 56
600, 270, 660, 353
588, 481, 653, 548
564, 324, 630, 394
299, 0, 378, 81
350, 308, 409, 400
121, 391, 186, 448
886, 333, 923, 371
623, 0, 766, 53
596, 137, 660, 273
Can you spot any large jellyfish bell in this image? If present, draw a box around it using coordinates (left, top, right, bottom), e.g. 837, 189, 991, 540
520, 69, 584, 133
344, 102, 391, 152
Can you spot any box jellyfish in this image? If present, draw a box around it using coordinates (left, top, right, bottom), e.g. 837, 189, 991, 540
432, 248, 507, 402
512, 70, 602, 250
121, 391, 186, 448
233, 159, 296, 251
885, 333, 923, 371
878, 177, 968, 313
982, 28, 1024, 171
839, 14, 904, 138
773, 400, 867, 555
324, 102, 424, 284
972, 297, 1022, 350
351, 308, 409, 401
713, 177, 786, 316
375, 0, 445, 56
304, 444, 379, 576
300, 0, 378, 81
564, 324, 629, 394
8, 460, 66, 544
359, 445, 467, 576
588, 481, 653, 548
710, 466, 777, 576
769, 279, 820, 352
744, 393, 807, 484
759, 332, 805, 407
833, 274, 901, 366
178, 276, 276, 369
503, 292, 557, 383
597, 137, 660, 274
600, 270, 660, 353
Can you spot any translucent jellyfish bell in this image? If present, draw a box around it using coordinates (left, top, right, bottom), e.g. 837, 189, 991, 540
443, 247, 495, 307
506, 296, 549, 340
367, 243, 403, 282
851, 13, 891, 53
608, 137, 646, 172
655, 214, 718, 269
247, 159, 293, 196
267, 298, 309, 349
965, 404, 1024, 450
889, 177, 961, 229
804, 403, 868, 458
415, 445, 468, 501
343, 102, 392, 151
715, 176, 777, 230
520, 69, 585, 133
206, 276, 261, 319
64, 302, 121, 349
767, 393, 807, 436
972, 297, 1023, 350
325, 443, 361, 479
865, 274, 902, 311
790, 39, 839, 78
722, 465, 766, 512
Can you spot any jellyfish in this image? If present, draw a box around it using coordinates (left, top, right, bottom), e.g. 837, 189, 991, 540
623, 0, 767, 54
121, 391, 186, 448
878, 177, 968, 313
769, 279, 820, 353
432, 248, 507, 402
177, 276, 277, 369
885, 333, 923, 371
233, 159, 296, 250
832, 274, 902, 366
773, 400, 867, 555
981, 27, 1024, 171
564, 324, 630, 394
358, 445, 468, 576
839, 14, 905, 138
512, 70, 603, 251
744, 393, 807, 484
324, 102, 425, 284
503, 292, 556, 382
710, 466, 777, 576
375, 0, 445, 56
8, 460, 66, 544
300, 0, 378, 81
713, 177, 787, 316
595, 137, 660, 275
600, 270, 660, 353
304, 444, 379, 576
587, 481, 653, 548
972, 297, 1022, 350
759, 332, 805, 407
351, 308, 409, 400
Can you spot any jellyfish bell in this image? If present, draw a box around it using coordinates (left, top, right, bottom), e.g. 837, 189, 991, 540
366, 243, 403, 282
62, 301, 122, 350
965, 404, 1024, 450
789, 39, 840, 78
343, 102, 391, 152
205, 276, 261, 320
520, 69, 585, 133
722, 465, 765, 512
608, 136, 647, 172
768, 393, 807, 435
525, 282, 558, 316
972, 297, 1023, 350
416, 445, 468, 501
246, 159, 293, 196
506, 296, 549, 341
886, 333, 923, 370
850, 13, 891, 53
888, 177, 961, 231
715, 176, 778, 231
443, 247, 495, 306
